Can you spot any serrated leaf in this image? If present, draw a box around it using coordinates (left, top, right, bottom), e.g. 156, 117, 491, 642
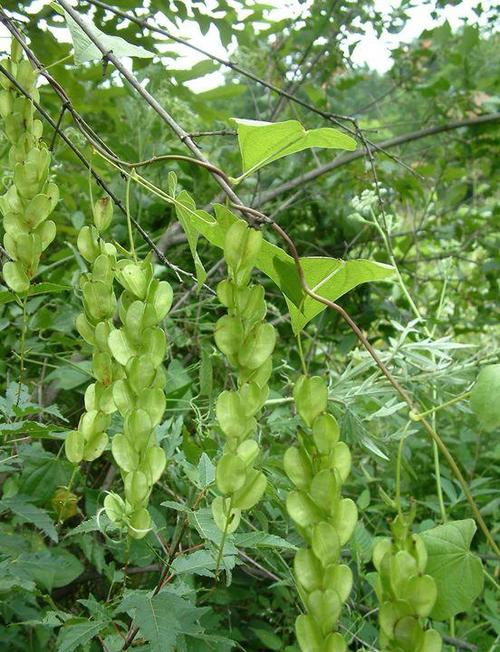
118, 589, 206, 652
421, 519, 484, 620
231, 118, 356, 181
0, 495, 58, 542
57, 619, 108, 652
171, 550, 216, 577
63, 9, 154, 65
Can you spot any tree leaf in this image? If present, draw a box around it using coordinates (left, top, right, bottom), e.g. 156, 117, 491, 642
0, 495, 58, 542
421, 519, 484, 620
118, 589, 206, 652
231, 118, 356, 181
56, 619, 108, 652
63, 9, 154, 65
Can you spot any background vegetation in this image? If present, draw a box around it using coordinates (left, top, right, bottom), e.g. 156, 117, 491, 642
0, 1, 498, 651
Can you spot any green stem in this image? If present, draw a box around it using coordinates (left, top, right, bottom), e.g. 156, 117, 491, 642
16, 293, 29, 406
125, 171, 137, 262
410, 391, 471, 421
433, 439, 447, 523
215, 496, 234, 579
395, 434, 406, 518
296, 333, 308, 375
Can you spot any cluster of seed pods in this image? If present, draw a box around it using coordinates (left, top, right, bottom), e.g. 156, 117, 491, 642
65, 197, 118, 465
284, 375, 358, 652
0, 40, 58, 293
212, 220, 276, 534
372, 513, 442, 652
65, 194, 173, 538
103, 252, 173, 538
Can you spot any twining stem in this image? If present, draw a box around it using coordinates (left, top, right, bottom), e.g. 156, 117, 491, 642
296, 333, 308, 375
272, 221, 500, 557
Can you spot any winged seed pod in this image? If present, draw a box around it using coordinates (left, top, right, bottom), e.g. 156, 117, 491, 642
284, 375, 357, 652
372, 512, 442, 652
103, 253, 173, 539
212, 220, 275, 534
65, 198, 120, 467
0, 40, 58, 293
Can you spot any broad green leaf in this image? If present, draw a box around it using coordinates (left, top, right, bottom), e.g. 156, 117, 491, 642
233, 531, 298, 550
57, 619, 108, 652
171, 550, 216, 577
173, 198, 393, 332
63, 9, 154, 65
118, 589, 206, 652
0, 495, 58, 542
231, 118, 356, 181
470, 364, 500, 431
421, 519, 484, 620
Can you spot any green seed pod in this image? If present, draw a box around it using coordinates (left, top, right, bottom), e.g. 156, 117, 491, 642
322, 632, 347, 652
294, 375, 328, 427
238, 322, 276, 370
116, 261, 148, 299
311, 521, 340, 566
128, 507, 152, 539
309, 469, 339, 513
323, 564, 353, 604
296, 614, 322, 652
312, 413, 339, 454
230, 469, 267, 510
82, 431, 108, 461
93, 196, 113, 232
223, 220, 262, 287
287, 490, 322, 528
77, 225, 100, 263
124, 470, 150, 507
216, 453, 247, 495
112, 433, 139, 472
307, 589, 342, 636
294, 547, 323, 593
104, 492, 127, 524
284, 446, 313, 491
212, 495, 241, 534
65, 430, 85, 464
214, 315, 243, 358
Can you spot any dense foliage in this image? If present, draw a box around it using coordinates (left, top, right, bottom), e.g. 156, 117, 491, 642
0, 1, 498, 651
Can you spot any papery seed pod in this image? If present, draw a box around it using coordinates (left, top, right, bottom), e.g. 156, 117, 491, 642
0, 42, 58, 292
373, 511, 442, 652
285, 374, 356, 652
211, 219, 275, 533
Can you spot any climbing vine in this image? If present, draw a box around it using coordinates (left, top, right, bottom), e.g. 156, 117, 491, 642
0, 4, 498, 651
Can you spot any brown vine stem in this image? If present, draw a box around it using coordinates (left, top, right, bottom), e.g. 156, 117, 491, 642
271, 221, 500, 558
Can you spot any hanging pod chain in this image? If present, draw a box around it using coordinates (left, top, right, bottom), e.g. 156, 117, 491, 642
372, 511, 442, 652
0, 40, 58, 293
285, 375, 357, 652
212, 220, 276, 534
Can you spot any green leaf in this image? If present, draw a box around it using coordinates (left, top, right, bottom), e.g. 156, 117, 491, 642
174, 191, 207, 290
421, 519, 484, 620
63, 9, 154, 65
0, 495, 58, 542
118, 589, 206, 652
171, 550, 216, 577
173, 199, 393, 333
57, 619, 108, 652
231, 118, 356, 181
470, 364, 500, 431
233, 531, 298, 551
